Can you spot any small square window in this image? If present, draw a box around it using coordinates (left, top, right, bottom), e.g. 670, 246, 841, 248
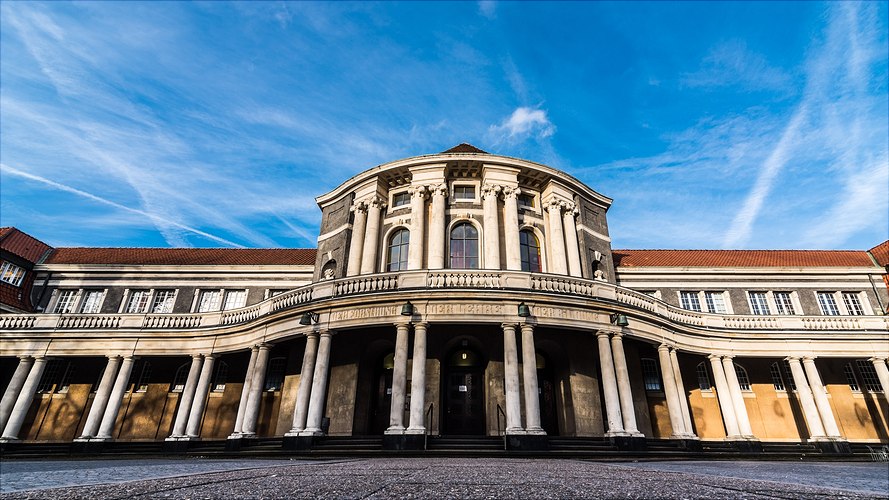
517, 193, 535, 208
679, 291, 702, 312
453, 185, 475, 200
392, 192, 410, 208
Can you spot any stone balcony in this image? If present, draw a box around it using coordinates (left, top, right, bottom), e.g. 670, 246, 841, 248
1, 270, 887, 334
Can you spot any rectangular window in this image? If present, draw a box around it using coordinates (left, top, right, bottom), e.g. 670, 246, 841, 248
453, 185, 475, 200
79, 290, 104, 313
843, 363, 860, 392
748, 292, 770, 315
774, 292, 795, 315
735, 365, 751, 391
392, 191, 410, 207
517, 193, 535, 208
842, 292, 865, 316
817, 292, 840, 315
151, 290, 176, 313
782, 361, 797, 391
696, 363, 711, 391
197, 290, 221, 312
679, 291, 702, 312
53, 290, 78, 314
0, 261, 25, 287
125, 290, 152, 313
135, 361, 152, 392
641, 358, 662, 391
222, 289, 247, 310
856, 360, 883, 392
704, 291, 727, 313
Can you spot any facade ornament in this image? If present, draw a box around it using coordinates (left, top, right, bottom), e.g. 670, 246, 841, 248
350, 199, 369, 213
369, 195, 387, 209
481, 183, 503, 199
408, 185, 427, 199
430, 183, 448, 197
594, 269, 607, 281
502, 186, 521, 200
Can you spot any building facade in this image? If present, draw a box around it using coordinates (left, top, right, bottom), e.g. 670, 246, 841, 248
1, 145, 887, 452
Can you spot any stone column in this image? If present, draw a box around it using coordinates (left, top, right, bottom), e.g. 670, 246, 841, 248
502, 188, 522, 271
658, 345, 687, 437
596, 332, 624, 435
546, 201, 568, 275
169, 355, 203, 438
786, 357, 827, 438
0, 356, 34, 432
241, 344, 272, 436
708, 355, 740, 438
231, 346, 259, 436
802, 358, 841, 438
406, 322, 428, 434
78, 356, 121, 440
304, 331, 333, 435
870, 358, 889, 394
482, 184, 501, 269
360, 197, 385, 274
96, 356, 135, 440
721, 356, 754, 437
287, 333, 319, 435
521, 323, 544, 434
502, 323, 523, 433
610, 333, 639, 435
186, 354, 216, 438
427, 184, 447, 269
562, 203, 582, 277
407, 186, 427, 270
669, 348, 695, 436
346, 201, 368, 276
387, 322, 410, 433
1, 357, 47, 440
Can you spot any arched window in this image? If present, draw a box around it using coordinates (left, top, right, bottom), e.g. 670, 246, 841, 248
734, 363, 751, 391
696, 362, 711, 391
520, 230, 542, 272
264, 357, 287, 391
171, 362, 190, 392
386, 229, 409, 272
449, 223, 479, 269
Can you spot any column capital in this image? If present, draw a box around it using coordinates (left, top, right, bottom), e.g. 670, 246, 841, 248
545, 199, 564, 214
17, 355, 33, 361
203, 353, 218, 360
430, 183, 448, 197
481, 183, 503, 199
412, 321, 429, 330
369, 195, 387, 209
502, 186, 521, 199
501, 322, 518, 331
801, 356, 816, 362
255, 342, 273, 351
394, 321, 411, 330
350, 200, 369, 213
657, 343, 672, 352
707, 353, 723, 361
304, 331, 320, 339
408, 185, 428, 198
595, 330, 613, 339
784, 355, 801, 362
868, 357, 888, 363
519, 322, 535, 333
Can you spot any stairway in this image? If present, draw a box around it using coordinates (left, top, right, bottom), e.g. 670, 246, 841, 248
425, 435, 506, 455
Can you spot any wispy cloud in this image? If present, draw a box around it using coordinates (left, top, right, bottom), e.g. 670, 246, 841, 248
478, 1, 497, 20
1, 163, 244, 247
682, 40, 794, 93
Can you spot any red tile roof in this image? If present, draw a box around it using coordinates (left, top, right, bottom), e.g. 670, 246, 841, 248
613, 249, 878, 268
868, 240, 889, 267
0, 227, 54, 263
45, 247, 317, 266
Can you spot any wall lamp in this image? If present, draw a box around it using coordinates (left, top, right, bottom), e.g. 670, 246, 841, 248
610, 313, 629, 327
400, 301, 414, 316
517, 302, 531, 317
300, 312, 319, 325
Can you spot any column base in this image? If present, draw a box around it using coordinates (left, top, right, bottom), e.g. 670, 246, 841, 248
225, 434, 257, 451
810, 437, 852, 455
300, 428, 325, 437
0, 437, 20, 443
610, 435, 647, 451
404, 427, 426, 435
725, 437, 763, 453
505, 434, 549, 451
524, 427, 546, 436
384, 426, 405, 435
282, 435, 316, 450
383, 434, 425, 450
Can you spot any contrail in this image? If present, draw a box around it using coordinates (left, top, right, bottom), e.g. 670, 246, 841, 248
1, 163, 245, 248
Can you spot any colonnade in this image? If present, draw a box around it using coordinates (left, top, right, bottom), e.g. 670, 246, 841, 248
344, 184, 585, 277
1, 341, 887, 444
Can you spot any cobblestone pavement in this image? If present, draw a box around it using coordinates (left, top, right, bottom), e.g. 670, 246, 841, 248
1, 458, 886, 499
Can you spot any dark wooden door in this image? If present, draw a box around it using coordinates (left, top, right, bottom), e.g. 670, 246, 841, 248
371, 369, 392, 434
539, 374, 558, 435
444, 368, 485, 434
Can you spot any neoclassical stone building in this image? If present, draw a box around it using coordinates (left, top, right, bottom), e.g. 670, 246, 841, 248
1, 144, 887, 453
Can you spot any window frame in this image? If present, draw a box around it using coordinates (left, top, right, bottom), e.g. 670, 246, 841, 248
222, 289, 247, 311
640, 357, 662, 391
451, 182, 479, 203
0, 260, 26, 287
519, 229, 542, 272
734, 363, 752, 392
390, 189, 411, 209
52, 289, 80, 314
696, 362, 712, 392
386, 227, 410, 272
449, 221, 480, 270
747, 291, 771, 315
816, 292, 841, 316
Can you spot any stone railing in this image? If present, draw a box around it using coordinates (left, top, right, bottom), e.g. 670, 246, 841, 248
1, 269, 887, 333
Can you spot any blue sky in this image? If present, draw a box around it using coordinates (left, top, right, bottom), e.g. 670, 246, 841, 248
1, 1, 887, 251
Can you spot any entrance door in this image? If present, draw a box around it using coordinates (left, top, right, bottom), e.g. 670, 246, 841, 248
443, 347, 485, 435
370, 353, 394, 434
537, 353, 559, 435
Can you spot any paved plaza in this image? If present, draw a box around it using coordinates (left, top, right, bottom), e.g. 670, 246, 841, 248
0, 457, 886, 499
